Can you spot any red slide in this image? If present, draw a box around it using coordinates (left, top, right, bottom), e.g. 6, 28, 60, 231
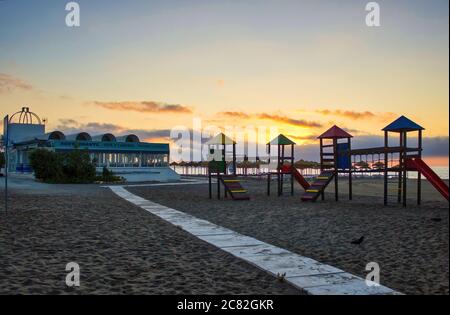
406, 158, 449, 201
281, 165, 310, 190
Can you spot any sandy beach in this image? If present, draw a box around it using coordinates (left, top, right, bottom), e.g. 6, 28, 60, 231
0, 175, 448, 295
128, 177, 449, 295
0, 182, 301, 295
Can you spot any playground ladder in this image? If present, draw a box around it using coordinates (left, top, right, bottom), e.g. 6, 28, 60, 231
301, 171, 335, 202
220, 176, 250, 200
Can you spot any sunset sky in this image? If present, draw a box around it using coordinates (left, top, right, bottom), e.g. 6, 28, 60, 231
1, 0, 448, 165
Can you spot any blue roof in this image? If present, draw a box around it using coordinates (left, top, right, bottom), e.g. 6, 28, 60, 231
382, 116, 424, 132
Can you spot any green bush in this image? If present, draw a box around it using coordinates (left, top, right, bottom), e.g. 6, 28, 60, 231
29, 149, 96, 183
29, 149, 65, 182
94, 166, 123, 183
61, 150, 96, 183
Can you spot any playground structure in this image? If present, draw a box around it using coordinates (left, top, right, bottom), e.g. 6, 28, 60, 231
206, 116, 448, 205
266, 134, 310, 196
301, 126, 353, 202
207, 133, 250, 201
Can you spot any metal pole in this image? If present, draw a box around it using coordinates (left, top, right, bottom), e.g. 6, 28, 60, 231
291, 144, 294, 196
332, 139, 338, 201
348, 137, 352, 200
267, 144, 271, 196
281, 145, 285, 195
320, 138, 325, 201
3, 115, 9, 214
398, 132, 403, 204
384, 131, 388, 206
208, 170, 212, 199
277, 144, 281, 196
403, 132, 408, 207
417, 130, 422, 205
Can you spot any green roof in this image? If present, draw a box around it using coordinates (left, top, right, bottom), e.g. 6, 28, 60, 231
267, 134, 296, 145
205, 133, 236, 145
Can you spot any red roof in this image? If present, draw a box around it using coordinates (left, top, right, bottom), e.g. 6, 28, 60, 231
318, 125, 353, 139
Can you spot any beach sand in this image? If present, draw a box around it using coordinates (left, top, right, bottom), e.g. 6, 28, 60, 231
128, 177, 449, 295
0, 187, 301, 295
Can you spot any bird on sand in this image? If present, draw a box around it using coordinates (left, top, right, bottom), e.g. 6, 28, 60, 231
351, 236, 365, 245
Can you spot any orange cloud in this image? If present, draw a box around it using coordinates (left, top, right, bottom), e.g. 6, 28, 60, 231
287, 134, 318, 141
0, 73, 33, 94
315, 109, 376, 119
315, 109, 396, 121
54, 119, 172, 141
257, 113, 322, 128
220, 111, 251, 119
217, 111, 322, 128
93, 101, 192, 114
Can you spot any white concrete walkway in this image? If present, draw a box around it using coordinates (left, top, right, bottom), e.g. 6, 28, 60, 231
109, 185, 401, 295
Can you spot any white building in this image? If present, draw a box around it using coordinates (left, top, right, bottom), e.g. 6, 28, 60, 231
3, 107, 180, 182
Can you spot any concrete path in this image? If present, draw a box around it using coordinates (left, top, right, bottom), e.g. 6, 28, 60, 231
109, 185, 401, 295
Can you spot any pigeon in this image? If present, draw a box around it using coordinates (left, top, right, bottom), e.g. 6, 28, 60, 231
351, 236, 365, 245
431, 218, 442, 222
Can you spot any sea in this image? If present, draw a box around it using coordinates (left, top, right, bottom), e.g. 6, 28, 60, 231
410, 166, 449, 180
172, 166, 449, 180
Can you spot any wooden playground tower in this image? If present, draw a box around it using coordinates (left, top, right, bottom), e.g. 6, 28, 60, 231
266, 134, 295, 196
382, 116, 424, 206
266, 116, 446, 206
315, 116, 444, 207
203, 117, 447, 205
206, 133, 249, 200
316, 126, 353, 202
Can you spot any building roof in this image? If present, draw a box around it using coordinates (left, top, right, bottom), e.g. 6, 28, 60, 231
267, 134, 296, 145
91, 133, 116, 142
382, 116, 424, 132
206, 133, 236, 145
116, 134, 140, 143
318, 125, 353, 139
66, 132, 92, 141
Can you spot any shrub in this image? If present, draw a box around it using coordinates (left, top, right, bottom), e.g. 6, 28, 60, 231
95, 166, 123, 183
29, 149, 96, 183
29, 149, 64, 182
61, 150, 96, 183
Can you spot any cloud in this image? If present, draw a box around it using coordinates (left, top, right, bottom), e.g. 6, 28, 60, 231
92, 101, 192, 114
0, 73, 33, 94
257, 113, 322, 128
342, 127, 367, 135
294, 135, 449, 162
59, 94, 72, 100
350, 135, 449, 157
217, 111, 322, 129
54, 119, 171, 141
287, 134, 318, 142
315, 109, 397, 121
220, 111, 251, 119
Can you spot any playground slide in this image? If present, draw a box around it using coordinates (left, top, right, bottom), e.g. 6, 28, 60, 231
301, 171, 335, 202
406, 158, 449, 201
280, 165, 310, 190
220, 176, 250, 201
